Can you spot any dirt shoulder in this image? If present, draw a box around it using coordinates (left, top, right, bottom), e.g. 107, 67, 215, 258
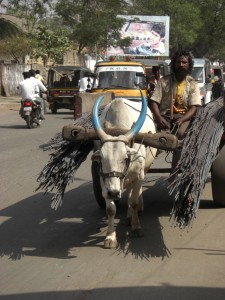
0, 96, 21, 112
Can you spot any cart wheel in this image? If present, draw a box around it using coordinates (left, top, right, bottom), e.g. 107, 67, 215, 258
211, 142, 225, 206
91, 161, 106, 209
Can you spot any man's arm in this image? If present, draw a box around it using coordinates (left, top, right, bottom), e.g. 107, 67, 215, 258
37, 79, 47, 92
174, 105, 197, 126
150, 100, 170, 129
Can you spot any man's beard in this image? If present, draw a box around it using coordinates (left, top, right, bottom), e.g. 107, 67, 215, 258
175, 67, 189, 80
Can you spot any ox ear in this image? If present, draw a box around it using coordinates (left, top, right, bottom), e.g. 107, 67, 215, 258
91, 150, 101, 162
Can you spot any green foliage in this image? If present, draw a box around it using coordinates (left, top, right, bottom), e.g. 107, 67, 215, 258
54, 0, 129, 54
0, 35, 33, 63
33, 25, 72, 66
192, 0, 225, 60
2, 0, 225, 62
127, 0, 203, 55
5, 0, 52, 32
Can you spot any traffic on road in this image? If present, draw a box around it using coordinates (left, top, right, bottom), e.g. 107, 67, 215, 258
0, 108, 225, 299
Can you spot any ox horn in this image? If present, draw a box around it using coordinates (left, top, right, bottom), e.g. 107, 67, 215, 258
92, 95, 108, 141
124, 90, 147, 140
92, 91, 147, 142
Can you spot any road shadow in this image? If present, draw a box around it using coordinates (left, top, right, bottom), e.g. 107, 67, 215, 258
0, 124, 34, 129
47, 111, 74, 120
0, 286, 225, 300
0, 177, 173, 261
115, 177, 173, 259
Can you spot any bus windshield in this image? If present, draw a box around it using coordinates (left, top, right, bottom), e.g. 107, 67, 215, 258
93, 66, 145, 89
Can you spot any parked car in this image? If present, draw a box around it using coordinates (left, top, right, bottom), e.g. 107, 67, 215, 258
47, 66, 91, 114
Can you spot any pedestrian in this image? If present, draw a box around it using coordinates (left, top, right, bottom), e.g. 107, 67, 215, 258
149, 48, 202, 181
212, 75, 224, 100
78, 72, 93, 93
29, 69, 47, 119
147, 66, 163, 101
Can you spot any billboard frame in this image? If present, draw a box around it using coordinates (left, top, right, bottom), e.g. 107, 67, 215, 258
107, 15, 170, 57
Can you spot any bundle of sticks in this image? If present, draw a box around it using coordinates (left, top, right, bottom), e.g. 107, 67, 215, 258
36, 109, 105, 209
169, 97, 224, 228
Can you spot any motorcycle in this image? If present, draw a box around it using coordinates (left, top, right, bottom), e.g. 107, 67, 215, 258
20, 99, 42, 129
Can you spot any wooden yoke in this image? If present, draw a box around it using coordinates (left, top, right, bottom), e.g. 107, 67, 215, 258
62, 125, 181, 151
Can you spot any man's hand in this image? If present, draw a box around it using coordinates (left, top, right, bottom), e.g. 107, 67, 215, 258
174, 116, 184, 126
157, 115, 170, 129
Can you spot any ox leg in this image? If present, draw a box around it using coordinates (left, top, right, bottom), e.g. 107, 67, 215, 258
127, 181, 144, 237
125, 184, 144, 227
104, 199, 118, 249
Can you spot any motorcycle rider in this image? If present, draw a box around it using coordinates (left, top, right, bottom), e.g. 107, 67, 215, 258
35, 69, 45, 84
18, 71, 45, 120
29, 69, 47, 119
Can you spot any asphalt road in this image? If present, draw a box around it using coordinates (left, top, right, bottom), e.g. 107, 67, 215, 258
0, 107, 225, 300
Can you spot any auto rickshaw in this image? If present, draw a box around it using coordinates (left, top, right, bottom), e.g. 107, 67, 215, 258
47, 66, 91, 114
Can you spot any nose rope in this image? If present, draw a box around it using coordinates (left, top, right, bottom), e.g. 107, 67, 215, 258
99, 155, 131, 180
99, 138, 145, 181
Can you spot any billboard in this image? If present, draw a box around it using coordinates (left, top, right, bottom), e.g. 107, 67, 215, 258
107, 15, 170, 57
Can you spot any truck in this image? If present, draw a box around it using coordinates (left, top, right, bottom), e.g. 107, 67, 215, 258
191, 58, 213, 105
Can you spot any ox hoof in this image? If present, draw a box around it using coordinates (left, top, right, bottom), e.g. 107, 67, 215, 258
104, 238, 118, 249
131, 228, 144, 238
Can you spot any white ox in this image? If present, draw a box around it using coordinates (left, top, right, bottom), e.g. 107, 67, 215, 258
92, 93, 157, 248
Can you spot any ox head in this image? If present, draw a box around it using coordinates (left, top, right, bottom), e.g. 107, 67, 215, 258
91, 92, 147, 200
92, 91, 147, 142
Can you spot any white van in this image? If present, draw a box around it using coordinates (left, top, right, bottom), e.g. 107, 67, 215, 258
191, 58, 213, 105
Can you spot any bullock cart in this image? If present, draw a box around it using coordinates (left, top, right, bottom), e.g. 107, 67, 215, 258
63, 125, 225, 209
61, 95, 225, 232
62, 93, 182, 247
36, 94, 224, 244
63, 125, 180, 209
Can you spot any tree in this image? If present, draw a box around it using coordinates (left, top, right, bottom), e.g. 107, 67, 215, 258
0, 34, 33, 63
54, 0, 130, 55
3, 0, 225, 62
4, 0, 53, 32
127, 0, 203, 55
33, 25, 72, 66
191, 0, 225, 62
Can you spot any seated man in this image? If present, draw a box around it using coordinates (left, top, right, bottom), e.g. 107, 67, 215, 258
149, 49, 201, 177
